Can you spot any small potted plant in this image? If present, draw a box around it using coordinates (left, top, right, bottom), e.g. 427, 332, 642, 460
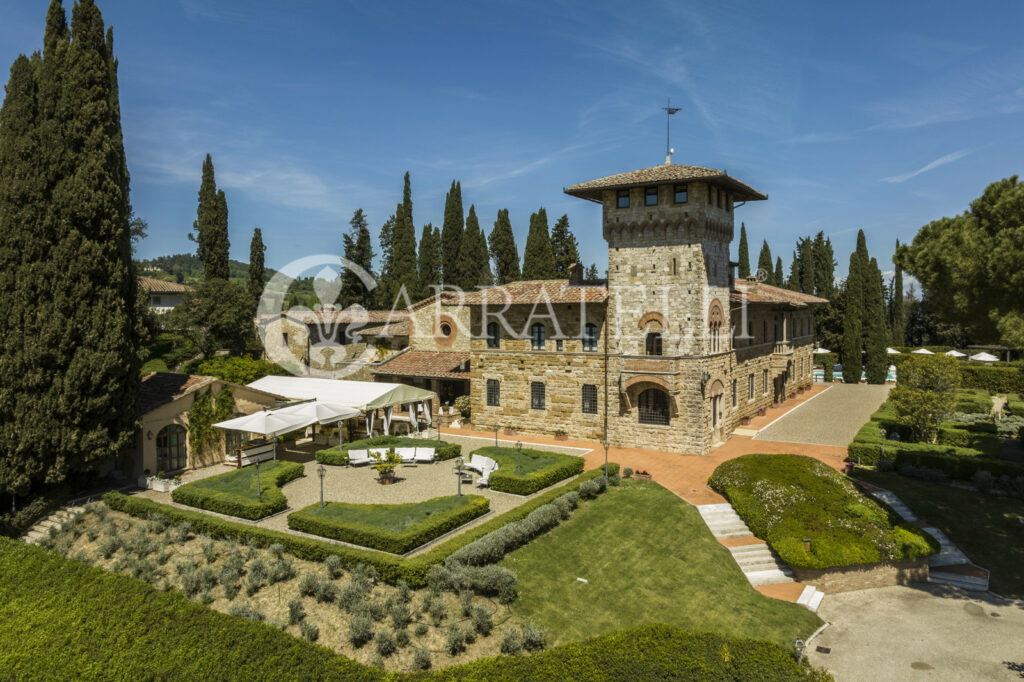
740, 416, 751, 426
757, 406, 767, 417
554, 429, 568, 441
502, 424, 517, 436
634, 469, 653, 481
370, 447, 402, 485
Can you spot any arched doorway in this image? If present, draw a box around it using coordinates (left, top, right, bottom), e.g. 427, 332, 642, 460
637, 388, 670, 425
156, 424, 187, 473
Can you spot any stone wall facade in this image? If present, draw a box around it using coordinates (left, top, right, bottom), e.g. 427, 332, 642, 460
792, 558, 930, 593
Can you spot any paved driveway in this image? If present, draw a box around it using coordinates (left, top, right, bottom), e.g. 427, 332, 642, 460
754, 383, 891, 447
808, 584, 1024, 681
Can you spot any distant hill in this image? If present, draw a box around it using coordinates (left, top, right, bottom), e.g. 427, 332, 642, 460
135, 253, 259, 285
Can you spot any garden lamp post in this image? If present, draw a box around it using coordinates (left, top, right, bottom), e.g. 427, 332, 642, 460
317, 463, 326, 509
254, 459, 262, 497
879, 428, 887, 465
515, 440, 522, 475
454, 456, 464, 497
793, 637, 805, 663
435, 414, 441, 443
494, 423, 499, 448
603, 438, 610, 481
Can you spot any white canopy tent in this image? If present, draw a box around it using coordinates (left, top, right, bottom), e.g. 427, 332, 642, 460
886, 347, 902, 355
213, 399, 361, 464
945, 350, 967, 358
970, 351, 999, 362
246, 377, 437, 436
272, 399, 361, 425
911, 348, 935, 355
813, 347, 831, 354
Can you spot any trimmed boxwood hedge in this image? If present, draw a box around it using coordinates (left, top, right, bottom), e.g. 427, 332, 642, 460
171, 461, 304, 520
0, 538, 821, 680
104, 463, 619, 588
288, 495, 490, 554
316, 436, 461, 466
960, 365, 1024, 394
471, 446, 585, 495
709, 454, 936, 569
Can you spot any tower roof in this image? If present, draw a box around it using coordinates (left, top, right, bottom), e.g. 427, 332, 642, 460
564, 164, 767, 202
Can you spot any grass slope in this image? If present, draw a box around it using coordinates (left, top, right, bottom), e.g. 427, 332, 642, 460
856, 470, 1024, 599
501, 481, 821, 646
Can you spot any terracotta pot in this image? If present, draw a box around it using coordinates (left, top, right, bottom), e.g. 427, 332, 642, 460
554, 434, 568, 441
503, 429, 517, 436
379, 472, 395, 485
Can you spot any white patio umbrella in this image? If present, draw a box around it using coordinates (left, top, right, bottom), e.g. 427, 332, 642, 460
970, 351, 999, 362
214, 409, 313, 463
886, 347, 902, 355
911, 348, 935, 355
813, 347, 831, 354
945, 350, 967, 358
273, 400, 361, 448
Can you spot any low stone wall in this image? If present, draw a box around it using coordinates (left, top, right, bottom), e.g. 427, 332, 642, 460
792, 558, 929, 593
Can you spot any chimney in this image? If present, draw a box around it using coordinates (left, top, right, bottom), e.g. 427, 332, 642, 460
568, 262, 583, 285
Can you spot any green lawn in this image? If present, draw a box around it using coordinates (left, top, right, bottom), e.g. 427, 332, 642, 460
171, 461, 303, 520
186, 461, 295, 498
301, 495, 482, 533
473, 446, 567, 475
501, 480, 822, 647
856, 470, 1024, 599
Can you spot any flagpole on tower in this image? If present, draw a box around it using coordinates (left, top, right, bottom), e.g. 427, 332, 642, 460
662, 97, 680, 165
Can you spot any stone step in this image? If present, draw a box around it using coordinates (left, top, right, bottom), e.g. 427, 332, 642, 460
727, 543, 770, 555
930, 571, 989, 591
807, 590, 825, 613
746, 568, 794, 586
796, 585, 817, 606
714, 529, 754, 539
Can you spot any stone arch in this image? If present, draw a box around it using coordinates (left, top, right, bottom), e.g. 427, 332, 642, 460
637, 311, 666, 331
708, 299, 725, 325
434, 314, 459, 349
708, 379, 725, 397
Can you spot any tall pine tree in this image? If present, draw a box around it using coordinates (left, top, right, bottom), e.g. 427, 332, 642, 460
341, 208, 374, 308
455, 205, 492, 289
0, 0, 139, 496
389, 173, 419, 304
890, 241, 906, 346
374, 213, 395, 308
757, 240, 774, 284
248, 227, 265, 307
440, 180, 463, 286
812, 231, 835, 298
190, 154, 230, 281
737, 223, 750, 278
522, 208, 557, 279
798, 237, 815, 294
417, 223, 441, 299
488, 208, 520, 285
550, 213, 580, 278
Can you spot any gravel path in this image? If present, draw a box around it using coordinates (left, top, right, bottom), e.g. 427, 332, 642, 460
754, 383, 892, 447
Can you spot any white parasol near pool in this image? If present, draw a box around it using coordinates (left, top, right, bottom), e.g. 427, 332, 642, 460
970, 351, 999, 363
945, 350, 967, 358
911, 348, 935, 355
886, 347, 902, 355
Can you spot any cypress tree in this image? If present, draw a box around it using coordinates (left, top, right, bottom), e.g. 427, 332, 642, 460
864, 257, 888, 383
375, 213, 395, 308
798, 237, 815, 294
455, 205, 491, 289
488, 208, 520, 285
440, 180, 463, 285
5, 0, 140, 491
787, 251, 799, 290
842, 238, 865, 375
757, 240, 773, 284
812, 231, 835, 298
190, 154, 230, 281
737, 223, 750, 278
341, 208, 374, 308
891, 243, 906, 346
550, 213, 580, 278
774, 257, 785, 290
248, 227, 265, 307
522, 208, 557, 279
389, 174, 419, 304
417, 223, 441, 299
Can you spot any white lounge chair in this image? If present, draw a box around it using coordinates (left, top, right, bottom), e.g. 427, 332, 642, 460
347, 449, 372, 466
397, 448, 417, 465
414, 447, 435, 464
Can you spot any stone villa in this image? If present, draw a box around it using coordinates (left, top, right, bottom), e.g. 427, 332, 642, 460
272, 162, 827, 455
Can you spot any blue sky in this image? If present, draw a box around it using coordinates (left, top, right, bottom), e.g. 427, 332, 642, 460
2, 0, 1023, 281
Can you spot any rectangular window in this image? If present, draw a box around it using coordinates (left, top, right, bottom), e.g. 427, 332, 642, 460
674, 184, 688, 203
731, 379, 737, 408
583, 323, 598, 352
708, 186, 714, 205
644, 187, 658, 206
486, 379, 500, 407
748, 374, 754, 400
531, 382, 546, 410
763, 369, 769, 394
556, 339, 564, 351
616, 189, 630, 208
581, 384, 598, 414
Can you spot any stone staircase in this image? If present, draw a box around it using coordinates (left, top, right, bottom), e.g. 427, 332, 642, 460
865, 486, 989, 592
22, 505, 85, 546
696, 502, 825, 612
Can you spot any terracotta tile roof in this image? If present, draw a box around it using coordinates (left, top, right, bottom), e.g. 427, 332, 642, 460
373, 350, 470, 380
564, 164, 767, 202
730, 279, 829, 307
459, 280, 608, 306
361, 320, 410, 337
140, 373, 216, 414
138, 276, 193, 294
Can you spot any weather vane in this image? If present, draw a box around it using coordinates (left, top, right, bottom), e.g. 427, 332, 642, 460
662, 97, 680, 165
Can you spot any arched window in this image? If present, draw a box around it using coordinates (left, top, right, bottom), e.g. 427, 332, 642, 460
708, 299, 725, 353
531, 323, 546, 350
583, 323, 598, 352
156, 424, 187, 472
486, 322, 500, 349
645, 332, 662, 356
637, 388, 670, 425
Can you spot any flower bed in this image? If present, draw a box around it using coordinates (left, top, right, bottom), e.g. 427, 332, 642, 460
171, 461, 304, 520
287, 495, 489, 554
470, 446, 584, 495
315, 436, 460, 466
708, 454, 937, 570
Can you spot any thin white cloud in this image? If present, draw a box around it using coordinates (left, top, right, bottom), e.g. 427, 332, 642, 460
880, 149, 970, 184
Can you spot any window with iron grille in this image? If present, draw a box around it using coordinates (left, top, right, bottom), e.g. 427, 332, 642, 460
531, 382, 545, 410
583, 323, 598, 352
748, 373, 754, 400
581, 384, 598, 414
486, 322, 500, 349
531, 323, 545, 350
486, 379, 500, 407
645, 332, 662, 356
637, 388, 670, 425
731, 379, 737, 408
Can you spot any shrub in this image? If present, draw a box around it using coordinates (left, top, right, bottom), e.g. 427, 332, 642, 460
299, 620, 319, 642
454, 395, 471, 418
623, 467, 633, 478
888, 355, 961, 443
348, 613, 373, 647
374, 629, 396, 657
475, 446, 585, 495
428, 600, 446, 625
98, 535, 121, 559
499, 627, 523, 654
246, 558, 268, 596
960, 365, 1024, 394
268, 556, 295, 584
227, 602, 264, 622
287, 495, 490, 554
973, 469, 994, 493
168, 522, 192, 544
298, 572, 319, 597
445, 624, 466, 655
412, 647, 431, 670
171, 462, 304, 520
414, 622, 429, 637
389, 601, 411, 630
522, 620, 547, 651
339, 581, 368, 613
287, 598, 305, 625
470, 605, 492, 636
325, 554, 344, 579
201, 539, 218, 564
394, 628, 409, 649
316, 436, 461, 466
578, 479, 600, 499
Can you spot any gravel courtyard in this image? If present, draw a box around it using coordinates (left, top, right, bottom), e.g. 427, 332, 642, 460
808, 584, 1024, 681
754, 383, 891, 446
